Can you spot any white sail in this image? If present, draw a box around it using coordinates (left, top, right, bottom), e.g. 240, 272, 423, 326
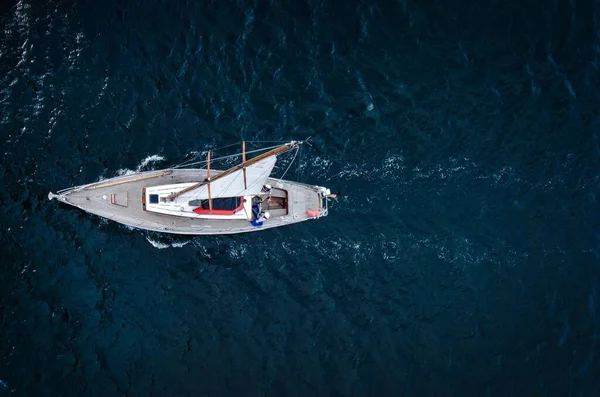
186, 155, 277, 200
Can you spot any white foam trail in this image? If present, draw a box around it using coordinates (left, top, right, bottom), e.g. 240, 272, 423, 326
355, 70, 375, 112
116, 154, 165, 176
145, 236, 191, 249
136, 155, 165, 171
11, 0, 31, 36
227, 243, 248, 259
187, 150, 203, 158
67, 31, 86, 71
115, 168, 136, 176
145, 237, 170, 249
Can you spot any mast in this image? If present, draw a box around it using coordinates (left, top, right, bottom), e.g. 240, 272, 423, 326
242, 141, 247, 189
207, 151, 212, 211
167, 140, 300, 201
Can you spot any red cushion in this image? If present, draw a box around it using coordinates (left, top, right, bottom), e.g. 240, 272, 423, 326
193, 197, 245, 215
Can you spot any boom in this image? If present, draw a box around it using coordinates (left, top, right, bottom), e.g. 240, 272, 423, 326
167, 141, 301, 201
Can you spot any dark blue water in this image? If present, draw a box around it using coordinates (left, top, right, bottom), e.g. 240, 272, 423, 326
1, 0, 600, 395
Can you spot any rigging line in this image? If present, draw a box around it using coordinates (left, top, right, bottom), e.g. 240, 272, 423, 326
235, 163, 275, 196
279, 146, 299, 181
168, 152, 206, 169
209, 140, 284, 153
211, 141, 242, 152
170, 148, 240, 169
168, 141, 299, 201
188, 155, 275, 201
296, 144, 303, 180
211, 158, 276, 200
229, 143, 303, 197
170, 144, 283, 169
195, 152, 280, 200
186, 142, 300, 200
171, 142, 240, 168
188, 165, 243, 201
245, 140, 289, 144
188, 158, 275, 201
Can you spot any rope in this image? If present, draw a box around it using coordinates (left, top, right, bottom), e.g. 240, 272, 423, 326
244, 140, 289, 144
187, 165, 242, 201
296, 144, 303, 180
188, 157, 276, 201
170, 144, 283, 169
279, 146, 299, 181
211, 142, 242, 152
169, 140, 304, 205
170, 141, 290, 169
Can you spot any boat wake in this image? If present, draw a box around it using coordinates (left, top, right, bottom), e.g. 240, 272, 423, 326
145, 234, 191, 249
136, 155, 166, 171
116, 154, 166, 176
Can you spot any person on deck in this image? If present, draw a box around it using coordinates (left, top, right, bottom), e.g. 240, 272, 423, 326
261, 184, 272, 195
257, 211, 270, 222
251, 211, 270, 227
252, 197, 262, 217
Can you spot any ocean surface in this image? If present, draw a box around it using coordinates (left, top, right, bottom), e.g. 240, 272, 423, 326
1, 0, 600, 396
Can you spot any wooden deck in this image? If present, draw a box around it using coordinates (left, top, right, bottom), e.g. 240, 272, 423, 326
51, 169, 326, 235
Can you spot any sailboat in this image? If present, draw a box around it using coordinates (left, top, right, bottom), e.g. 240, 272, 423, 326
48, 140, 332, 235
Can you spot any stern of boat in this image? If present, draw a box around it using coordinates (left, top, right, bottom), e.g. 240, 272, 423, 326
315, 186, 330, 217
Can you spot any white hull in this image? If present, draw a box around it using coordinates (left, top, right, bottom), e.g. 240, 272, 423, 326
49, 168, 329, 235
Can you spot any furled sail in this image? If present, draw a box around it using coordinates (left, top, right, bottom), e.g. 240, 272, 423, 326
184, 155, 277, 200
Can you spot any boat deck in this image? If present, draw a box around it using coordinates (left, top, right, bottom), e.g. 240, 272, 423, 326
52, 169, 325, 235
